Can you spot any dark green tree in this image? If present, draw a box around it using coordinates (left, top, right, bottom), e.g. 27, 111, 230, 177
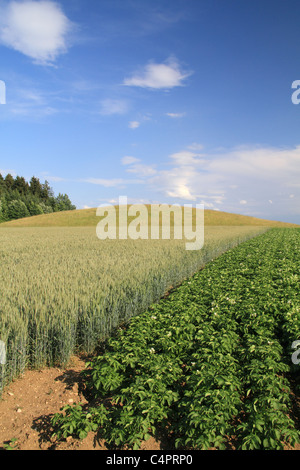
0, 196, 8, 221
55, 193, 76, 212
29, 176, 42, 198
27, 200, 44, 216
4, 173, 14, 192
40, 180, 53, 201
0, 173, 76, 223
7, 200, 30, 220
39, 202, 53, 214
13, 176, 29, 195
0, 174, 6, 197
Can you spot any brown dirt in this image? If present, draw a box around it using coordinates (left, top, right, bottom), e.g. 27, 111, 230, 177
0, 355, 299, 451
0, 355, 161, 451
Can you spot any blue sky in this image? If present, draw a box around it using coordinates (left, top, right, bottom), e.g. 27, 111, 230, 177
1, 0, 300, 223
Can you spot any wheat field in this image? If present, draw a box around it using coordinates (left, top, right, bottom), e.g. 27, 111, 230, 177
0, 222, 271, 393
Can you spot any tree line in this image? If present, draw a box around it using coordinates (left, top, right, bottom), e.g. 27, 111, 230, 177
0, 173, 76, 222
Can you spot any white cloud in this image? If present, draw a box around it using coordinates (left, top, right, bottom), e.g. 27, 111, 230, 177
84, 178, 125, 188
208, 145, 300, 181
188, 143, 204, 151
166, 185, 196, 201
126, 163, 157, 178
19, 89, 44, 103
99, 99, 129, 115
1, 84, 62, 119
128, 121, 140, 129
0, 168, 16, 176
83, 143, 300, 221
124, 57, 192, 90
169, 150, 205, 166
39, 172, 66, 183
84, 177, 144, 187
10, 103, 58, 117
148, 165, 200, 202
144, 144, 300, 219
166, 112, 186, 118
45, 175, 65, 182
121, 156, 140, 165
121, 155, 156, 177
0, 0, 74, 65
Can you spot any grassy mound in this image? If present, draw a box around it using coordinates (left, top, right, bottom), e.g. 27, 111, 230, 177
0, 206, 298, 228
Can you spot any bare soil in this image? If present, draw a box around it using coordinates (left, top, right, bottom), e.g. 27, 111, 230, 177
0, 355, 299, 451
0, 355, 161, 451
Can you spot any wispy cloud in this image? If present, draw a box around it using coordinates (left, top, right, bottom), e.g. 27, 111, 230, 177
99, 98, 129, 116
83, 177, 144, 187
208, 145, 300, 183
128, 121, 140, 129
78, 143, 300, 220
0, 0, 75, 65
121, 156, 140, 165
0, 168, 16, 177
187, 143, 204, 151
166, 112, 186, 118
124, 57, 192, 90
3, 85, 59, 118
84, 178, 125, 188
126, 163, 157, 178
121, 156, 157, 178
116, 144, 300, 218
148, 165, 203, 202
169, 150, 206, 167
43, 175, 66, 183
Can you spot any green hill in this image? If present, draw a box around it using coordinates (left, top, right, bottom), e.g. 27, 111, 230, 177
0, 206, 299, 228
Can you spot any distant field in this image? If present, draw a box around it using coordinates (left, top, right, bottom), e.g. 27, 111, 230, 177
0, 206, 299, 228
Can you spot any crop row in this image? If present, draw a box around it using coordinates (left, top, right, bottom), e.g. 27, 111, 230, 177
0, 225, 266, 394
52, 228, 300, 450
